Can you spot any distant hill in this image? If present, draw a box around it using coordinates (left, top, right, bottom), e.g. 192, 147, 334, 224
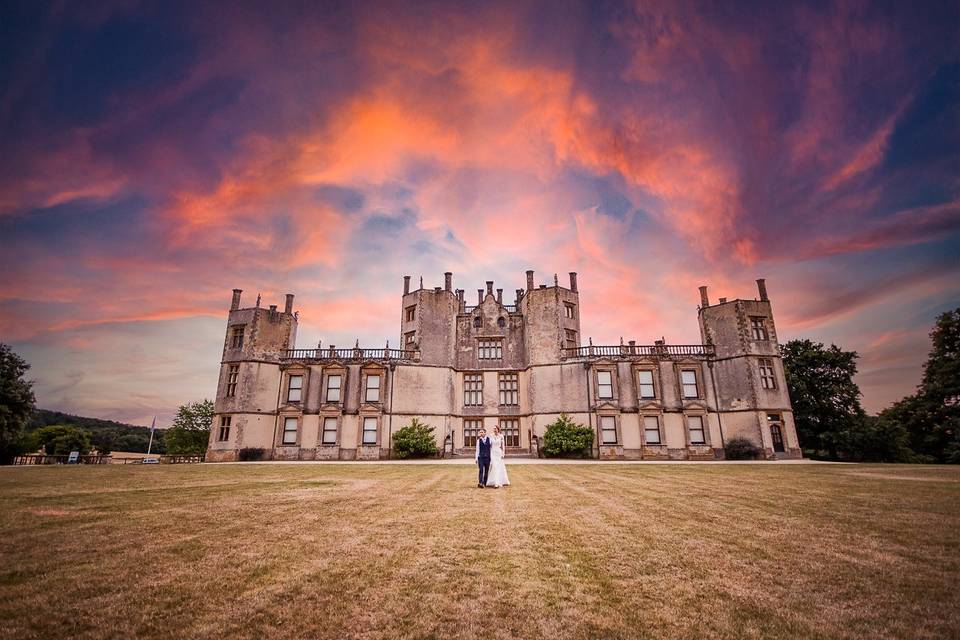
29, 409, 166, 454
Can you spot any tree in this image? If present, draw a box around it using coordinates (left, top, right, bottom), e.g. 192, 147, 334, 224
33, 425, 92, 456
392, 419, 439, 459
780, 339, 867, 459
881, 308, 960, 463
542, 414, 593, 458
164, 399, 214, 455
0, 344, 36, 464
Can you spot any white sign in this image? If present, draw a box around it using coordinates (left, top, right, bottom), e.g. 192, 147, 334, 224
67, 451, 80, 464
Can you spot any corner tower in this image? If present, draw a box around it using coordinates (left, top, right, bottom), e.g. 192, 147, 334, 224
697, 279, 801, 459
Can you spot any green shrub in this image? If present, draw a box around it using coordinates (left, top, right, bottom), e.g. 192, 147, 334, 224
392, 419, 439, 459
724, 437, 761, 460
33, 425, 92, 456
543, 414, 593, 458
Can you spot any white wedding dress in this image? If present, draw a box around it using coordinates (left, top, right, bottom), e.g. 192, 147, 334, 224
486, 434, 510, 487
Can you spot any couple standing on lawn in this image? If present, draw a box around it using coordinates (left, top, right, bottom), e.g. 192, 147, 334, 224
474, 426, 510, 488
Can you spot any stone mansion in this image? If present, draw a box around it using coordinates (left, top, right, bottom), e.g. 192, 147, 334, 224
206, 271, 801, 461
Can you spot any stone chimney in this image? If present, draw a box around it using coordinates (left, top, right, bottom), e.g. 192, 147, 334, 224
477, 289, 483, 305
496, 288, 503, 305
284, 294, 294, 315
526, 270, 534, 291
569, 272, 578, 292
486, 281, 494, 296
756, 278, 768, 301
444, 272, 452, 292
699, 286, 710, 308
403, 275, 411, 295
230, 289, 242, 311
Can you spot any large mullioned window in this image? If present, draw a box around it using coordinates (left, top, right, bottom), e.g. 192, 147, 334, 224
499, 372, 519, 406
464, 374, 483, 406
226, 365, 239, 397
759, 359, 777, 389
478, 340, 502, 360
500, 419, 520, 447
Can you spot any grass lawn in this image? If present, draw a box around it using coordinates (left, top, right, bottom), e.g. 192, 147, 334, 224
1, 463, 958, 639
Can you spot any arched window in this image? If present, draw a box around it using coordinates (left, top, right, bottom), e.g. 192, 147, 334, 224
473, 316, 482, 328
497, 317, 506, 328
770, 424, 784, 453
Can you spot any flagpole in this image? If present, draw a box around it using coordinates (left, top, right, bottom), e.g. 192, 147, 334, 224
147, 416, 156, 456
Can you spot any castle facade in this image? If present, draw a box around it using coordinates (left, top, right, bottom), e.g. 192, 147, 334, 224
206, 271, 801, 461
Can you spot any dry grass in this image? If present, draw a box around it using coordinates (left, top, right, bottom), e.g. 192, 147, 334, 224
1, 463, 958, 639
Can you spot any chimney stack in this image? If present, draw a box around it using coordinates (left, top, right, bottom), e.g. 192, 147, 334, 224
526, 270, 534, 291
403, 275, 411, 295
477, 289, 483, 305
486, 281, 494, 296
496, 288, 503, 305
515, 289, 523, 305
756, 278, 768, 301
699, 286, 710, 308
569, 272, 578, 292
230, 289, 242, 311
284, 294, 294, 315
444, 272, 452, 292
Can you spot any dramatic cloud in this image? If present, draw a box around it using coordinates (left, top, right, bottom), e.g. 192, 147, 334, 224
1, 0, 958, 422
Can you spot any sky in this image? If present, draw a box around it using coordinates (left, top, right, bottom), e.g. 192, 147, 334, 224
1, 1, 958, 426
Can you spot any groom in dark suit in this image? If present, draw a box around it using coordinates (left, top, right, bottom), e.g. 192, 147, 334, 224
475, 428, 491, 488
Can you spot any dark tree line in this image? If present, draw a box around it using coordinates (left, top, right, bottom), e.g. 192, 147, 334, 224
782, 308, 960, 463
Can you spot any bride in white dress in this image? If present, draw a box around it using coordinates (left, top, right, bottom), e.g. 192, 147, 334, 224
486, 426, 510, 488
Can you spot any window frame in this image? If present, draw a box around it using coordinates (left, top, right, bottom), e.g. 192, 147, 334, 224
596, 369, 615, 400
361, 416, 379, 446
758, 358, 777, 390
686, 414, 706, 445
405, 305, 416, 322
217, 416, 232, 442
498, 372, 519, 406
499, 418, 520, 447
636, 368, 657, 400
229, 325, 244, 349
404, 331, 416, 347
286, 374, 304, 403
642, 415, 661, 445
321, 416, 339, 445
364, 373, 382, 403
680, 368, 700, 399
463, 419, 482, 448
478, 339, 503, 360
325, 373, 343, 403
599, 415, 618, 445
464, 373, 483, 406
226, 365, 239, 398
281, 416, 299, 445
750, 316, 769, 341
564, 303, 575, 319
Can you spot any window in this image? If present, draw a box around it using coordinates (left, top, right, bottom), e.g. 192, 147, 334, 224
473, 316, 482, 328
464, 419, 482, 448
405, 305, 416, 322
362, 417, 378, 445
325, 374, 342, 403
229, 326, 244, 349
768, 414, 784, 452
600, 415, 617, 444
226, 365, 239, 397
565, 329, 577, 344
497, 317, 506, 328
478, 340, 502, 360
464, 373, 483, 406
282, 417, 298, 445
637, 370, 656, 399
404, 332, 416, 347
217, 416, 231, 442
287, 375, 303, 402
750, 316, 769, 341
681, 369, 699, 398
687, 415, 706, 444
565, 303, 575, 319
365, 374, 381, 402
759, 359, 777, 389
499, 372, 519, 406
643, 415, 661, 444
321, 417, 338, 444
597, 370, 614, 399
500, 419, 520, 447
